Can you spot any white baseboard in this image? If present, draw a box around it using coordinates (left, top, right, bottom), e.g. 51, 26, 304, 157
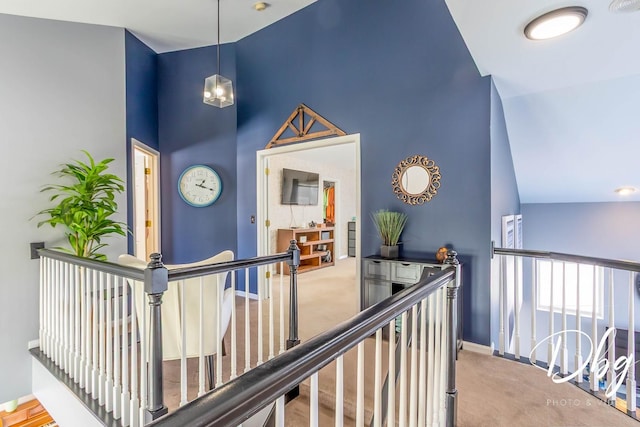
235, 290, 259, 300
462, 341, 493, 355
28, 339, 40, 350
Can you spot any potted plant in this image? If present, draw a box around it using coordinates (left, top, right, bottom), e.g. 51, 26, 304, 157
372, 209, 408, 259
34, 150, 128, 260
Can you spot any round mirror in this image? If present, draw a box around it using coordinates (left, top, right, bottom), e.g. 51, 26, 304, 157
392, 155, 441, 205
401, 166, 430, 195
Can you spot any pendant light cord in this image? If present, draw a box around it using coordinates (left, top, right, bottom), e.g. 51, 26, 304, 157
217, 0, 221, 74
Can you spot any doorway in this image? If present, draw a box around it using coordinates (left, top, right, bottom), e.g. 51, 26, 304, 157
256, 134, 361, 308
132, 139, 161, 261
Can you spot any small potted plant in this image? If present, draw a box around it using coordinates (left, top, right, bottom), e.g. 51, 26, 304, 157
372, 209, 408, 259
34, 150, 128, 260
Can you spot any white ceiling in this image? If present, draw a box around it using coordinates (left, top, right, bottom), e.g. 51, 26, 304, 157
0, 0, 316, 53
2, 0, 639, 203
446, 0, 640, 203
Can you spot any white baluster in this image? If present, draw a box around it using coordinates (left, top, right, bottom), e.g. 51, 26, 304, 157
418, 298, 427, 427
121, 277, 130, 427
83, 267, 90, 391
335, 354, 344, 427
216, 275, 223, 388
63, 262, 70, 374
275, 395, 285, 427
387, 318, 396, 427
356, 341, 365, 427
55, 260, 61, 365
74, 265, 81, 381
279, 263, 285, 355
606, 269, 614, 397
399, 311, 408, 427
92, 269, 99, 397
531, 258, 537, 365
113, 276, 122, 420
432, 289, 442, 426
130, 285, 139, 427
439, 287, 448, 423
244, 268, 251, 373
561, 263, 568, 375
199, 277, 205, 397
499, 255, 505, 356
269, 268, 275, 360
180, 280, 187, 405
409, 304, 418, 427
231, 271, 238, 380
548, 262, 555, 367
41, 257, 48, 356
373, 328, 382, 427
258, 267, 264, 366
426, 293, 436, 426
575, 265, 583, 383
590, 266, 598, 392
138, 278, 147, 426
106, 274, 114, 412
310, 372, 319, 427
627, 271, 636, 411
39, 256, 45, 354
514, 254, 520, 359
99, 272, 106, 405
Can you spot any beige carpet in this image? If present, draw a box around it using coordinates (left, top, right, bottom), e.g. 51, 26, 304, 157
163, 257, 638, 426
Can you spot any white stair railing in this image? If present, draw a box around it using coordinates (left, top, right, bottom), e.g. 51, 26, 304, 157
147, 256, 462, 427
495, 247, 640, 416
37, 244, 301, 426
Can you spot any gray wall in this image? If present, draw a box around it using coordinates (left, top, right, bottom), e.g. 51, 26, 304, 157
490, 79, 521, 347
0, 14, 127, 402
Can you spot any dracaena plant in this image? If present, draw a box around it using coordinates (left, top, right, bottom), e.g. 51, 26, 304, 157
372, 209, 408, 246
34, 150, 128, 260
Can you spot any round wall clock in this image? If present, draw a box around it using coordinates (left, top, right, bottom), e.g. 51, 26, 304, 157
178, 165, 222, 207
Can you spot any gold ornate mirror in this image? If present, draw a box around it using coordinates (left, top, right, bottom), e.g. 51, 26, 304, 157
392, 155, 441, 205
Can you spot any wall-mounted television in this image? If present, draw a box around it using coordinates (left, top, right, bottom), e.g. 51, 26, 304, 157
281, 168, 319, 205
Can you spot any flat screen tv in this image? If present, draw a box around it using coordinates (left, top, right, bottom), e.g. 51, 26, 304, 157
281, 168, 319, 205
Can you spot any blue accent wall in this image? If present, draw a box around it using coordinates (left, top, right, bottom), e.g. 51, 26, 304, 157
157, 44, 238, 263
125, 30, 159, 253
489, 78, 520, 345
235, 0, 492, 344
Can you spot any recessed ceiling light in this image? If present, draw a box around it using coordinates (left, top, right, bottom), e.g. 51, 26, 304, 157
253, 2, 269, 12
524, 6, 588, 40
614, 186, 637, 195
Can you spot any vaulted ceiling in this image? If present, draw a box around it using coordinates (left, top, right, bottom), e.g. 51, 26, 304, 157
2, 0, 638, 203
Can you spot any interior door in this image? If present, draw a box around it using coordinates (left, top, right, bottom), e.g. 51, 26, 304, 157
133, 140, 160, 261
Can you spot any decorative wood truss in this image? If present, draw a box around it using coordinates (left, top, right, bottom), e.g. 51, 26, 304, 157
265, 104, 346, 148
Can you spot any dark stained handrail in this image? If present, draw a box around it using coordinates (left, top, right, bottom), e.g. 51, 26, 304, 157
493, 247, 640, 273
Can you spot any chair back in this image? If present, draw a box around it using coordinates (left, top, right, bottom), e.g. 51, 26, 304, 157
118, 250, 235, 360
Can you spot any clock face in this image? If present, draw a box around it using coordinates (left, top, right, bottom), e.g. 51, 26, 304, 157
178, 165, 222, 207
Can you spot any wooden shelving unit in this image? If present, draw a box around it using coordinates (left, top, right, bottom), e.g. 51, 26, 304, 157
277, 227, 335, 274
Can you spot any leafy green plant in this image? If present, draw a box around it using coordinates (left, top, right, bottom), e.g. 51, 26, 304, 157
371, 210, 408, 246
34, 151, 128, 260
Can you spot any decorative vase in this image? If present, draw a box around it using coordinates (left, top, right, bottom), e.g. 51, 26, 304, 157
380, 245, 399, 259
4, 399, 19, 412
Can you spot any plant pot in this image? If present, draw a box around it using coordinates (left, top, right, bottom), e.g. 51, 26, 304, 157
380, 245, 399, 259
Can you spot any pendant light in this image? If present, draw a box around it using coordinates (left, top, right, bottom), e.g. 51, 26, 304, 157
203, 0, 234, 108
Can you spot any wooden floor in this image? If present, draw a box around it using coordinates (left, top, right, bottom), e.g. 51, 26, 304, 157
0, 399, 56, 427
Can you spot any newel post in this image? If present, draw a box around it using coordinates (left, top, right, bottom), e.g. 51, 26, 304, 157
286, 240, 301, 349
145, 253, 169, 422
444, 250, 461, 427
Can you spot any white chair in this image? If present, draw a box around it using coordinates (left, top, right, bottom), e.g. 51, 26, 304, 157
118, 250, 234, 389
